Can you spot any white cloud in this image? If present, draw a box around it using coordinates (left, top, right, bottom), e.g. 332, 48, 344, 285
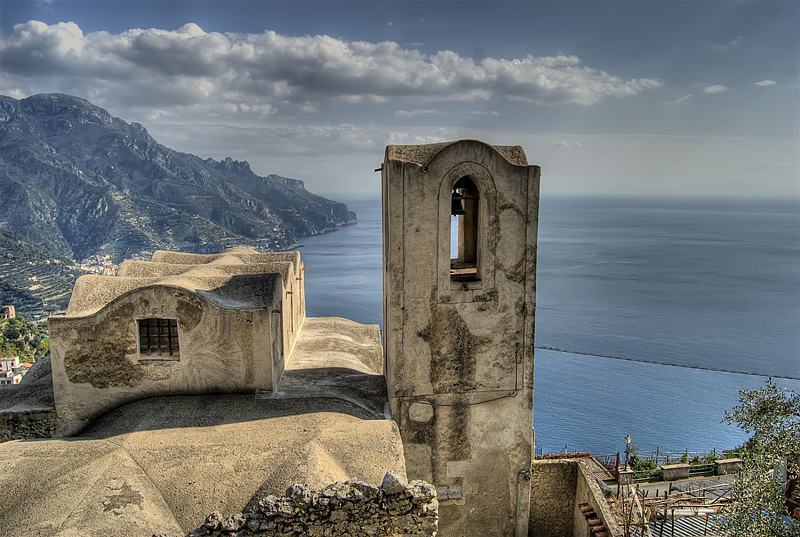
0, 20, 663, 117
712, 36, 744, 51
755, 80, 777, 87
394, 109, 446, 118
146, 121, 460, 194
153, 121, 459, 160
555, 141, 582, 149
668, 94, 693, 105
703, 85, 729, 94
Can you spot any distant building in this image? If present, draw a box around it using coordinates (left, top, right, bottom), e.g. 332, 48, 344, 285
0, 356, 23, 385
0, 372, 23, 385
0, 356, 20, 373
1, 305, 15, 320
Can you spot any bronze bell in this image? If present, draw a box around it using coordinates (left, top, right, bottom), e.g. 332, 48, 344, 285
451, 191, 466, 216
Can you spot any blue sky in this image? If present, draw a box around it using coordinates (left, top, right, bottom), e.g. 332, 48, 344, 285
1, 0, 797, 196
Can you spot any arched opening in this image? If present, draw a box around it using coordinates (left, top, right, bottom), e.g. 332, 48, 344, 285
450, 176, 480, 282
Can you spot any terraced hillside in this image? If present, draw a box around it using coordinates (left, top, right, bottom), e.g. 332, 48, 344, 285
0, 229, 85, 317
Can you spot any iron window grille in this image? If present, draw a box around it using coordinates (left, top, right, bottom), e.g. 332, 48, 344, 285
138, 318, 180, 358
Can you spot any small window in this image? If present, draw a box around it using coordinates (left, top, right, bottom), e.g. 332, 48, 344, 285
450, 176, 480, 282
138, 318, 180, 359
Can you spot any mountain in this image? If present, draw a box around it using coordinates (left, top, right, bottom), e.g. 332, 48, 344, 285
0, 93, 357, 263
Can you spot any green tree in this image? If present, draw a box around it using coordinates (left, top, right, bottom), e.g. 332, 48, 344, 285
35, 338, 50, 361
0, 318, 49, 362
722, 379, 800, 536
2, 320, 21, 340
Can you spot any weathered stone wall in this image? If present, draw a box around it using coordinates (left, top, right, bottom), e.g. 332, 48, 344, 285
50, 281, 280, 436
146, 250, 306, 368
176, 472, 438, 537
574, 462, 621, 537
529, 459, 622, 537
117, 253, 306, 387
529, 459, 577, 537
0, 356, 57, 442
382, 140, 540, 536
0, 408, 57, 442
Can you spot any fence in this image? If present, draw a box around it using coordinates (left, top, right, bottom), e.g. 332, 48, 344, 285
631, 448, 735, 467
631, 460, 722, 482
535, 448, 735, 483
594, 453, 620, 481
536, 451, 621, 481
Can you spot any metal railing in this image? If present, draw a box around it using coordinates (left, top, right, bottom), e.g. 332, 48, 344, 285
632, 468, 661, 482
594, 453, 620, 480
688, 463, 716, 476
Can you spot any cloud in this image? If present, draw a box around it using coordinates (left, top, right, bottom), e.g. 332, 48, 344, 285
755, 80, 777, 87
712, 36, 743, 51
556, 141, 582, 149
703, 85, 729, 94
151, 121, 459, 160
0, 20, 663, 117
394, 109, 446, 118
668, 94, 693, 105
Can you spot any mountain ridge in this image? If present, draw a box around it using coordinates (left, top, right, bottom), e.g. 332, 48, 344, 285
0, 93, 357, 263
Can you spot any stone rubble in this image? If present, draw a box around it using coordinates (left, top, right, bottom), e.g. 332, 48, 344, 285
160, 471, 438, 537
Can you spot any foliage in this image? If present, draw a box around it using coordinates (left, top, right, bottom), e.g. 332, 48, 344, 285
721, 379, 800, 537
688, 454, 720, 466
0, 318, 49, 362
629, 456, 657, 472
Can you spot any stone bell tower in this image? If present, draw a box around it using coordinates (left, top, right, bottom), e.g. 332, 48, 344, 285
381, 140, 540, 536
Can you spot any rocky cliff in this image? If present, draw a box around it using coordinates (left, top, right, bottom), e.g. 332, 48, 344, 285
0, 93, 357, 262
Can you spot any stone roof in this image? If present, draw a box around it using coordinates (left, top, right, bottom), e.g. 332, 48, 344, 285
1, 394, 405, 537
386, 139, 529, 167
2, 314, 396, 536
63, 248, 291, 317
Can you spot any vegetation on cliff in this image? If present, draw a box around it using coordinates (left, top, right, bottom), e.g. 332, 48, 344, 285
0, 317, 49, 363
0, 228, 84, 316
0, 93, 357, 263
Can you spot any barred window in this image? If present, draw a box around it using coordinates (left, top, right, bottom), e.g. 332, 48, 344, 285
138, 318, 180, 359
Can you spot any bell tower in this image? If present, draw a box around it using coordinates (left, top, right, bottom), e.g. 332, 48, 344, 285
382, 140, 540, 536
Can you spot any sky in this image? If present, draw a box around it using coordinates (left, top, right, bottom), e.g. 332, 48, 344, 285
0, 0, 798, 197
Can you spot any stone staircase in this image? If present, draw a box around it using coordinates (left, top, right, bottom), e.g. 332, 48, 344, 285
578, 503, 608, 537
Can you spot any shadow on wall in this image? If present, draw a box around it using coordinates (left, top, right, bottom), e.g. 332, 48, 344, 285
529, 459, 622, 537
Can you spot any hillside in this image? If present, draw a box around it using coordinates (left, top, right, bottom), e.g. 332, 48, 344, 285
0, 228, 86, 316
1, 316, 49, 362
0, 93, 357, 263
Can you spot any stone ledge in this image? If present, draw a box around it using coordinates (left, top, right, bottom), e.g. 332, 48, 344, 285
660, 464, 690, 481
714, 458, 743, 475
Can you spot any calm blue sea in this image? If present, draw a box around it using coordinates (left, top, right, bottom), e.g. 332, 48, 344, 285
295, 195, 800, 456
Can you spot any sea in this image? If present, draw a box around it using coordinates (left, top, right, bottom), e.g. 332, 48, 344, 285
294, 195, 800, 457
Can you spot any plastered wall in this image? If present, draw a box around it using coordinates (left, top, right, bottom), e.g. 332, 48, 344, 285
48, 249, 306, 437
382, 140, 540, 537
49, 283, 279, 436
